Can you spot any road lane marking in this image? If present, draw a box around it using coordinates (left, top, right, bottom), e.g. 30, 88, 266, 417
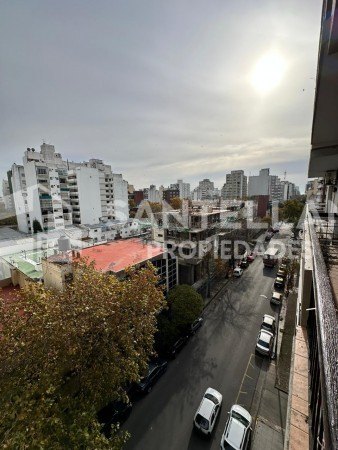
245, 373, 254, 380
235, 353, 254, 403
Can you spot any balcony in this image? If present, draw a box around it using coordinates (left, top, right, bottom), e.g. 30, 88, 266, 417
297, 205, 338, 449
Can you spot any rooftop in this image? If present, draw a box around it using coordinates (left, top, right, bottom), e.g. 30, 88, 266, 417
79, 238, 165, 273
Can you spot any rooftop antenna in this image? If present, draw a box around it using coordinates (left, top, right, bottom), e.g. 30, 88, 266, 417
284, 171, 287, 181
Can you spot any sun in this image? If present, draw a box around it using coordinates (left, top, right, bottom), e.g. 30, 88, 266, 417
250, 52, 286, 93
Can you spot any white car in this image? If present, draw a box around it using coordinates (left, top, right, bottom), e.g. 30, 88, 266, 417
220, 404, 252, 450
233, 267, 243, 277
270, 291, 282, 306
260, 314, 276, 334
193, 387, 222, 436
256, 330, 274, 356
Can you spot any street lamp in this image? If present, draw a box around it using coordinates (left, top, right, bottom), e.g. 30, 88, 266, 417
259, 294, 279, 360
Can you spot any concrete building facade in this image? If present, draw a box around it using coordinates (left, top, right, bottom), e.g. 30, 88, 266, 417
221, 170, 247, 200
10, 144, 128, 233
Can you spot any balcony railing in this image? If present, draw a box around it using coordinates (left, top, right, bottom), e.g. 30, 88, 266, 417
307, 207, 338, 449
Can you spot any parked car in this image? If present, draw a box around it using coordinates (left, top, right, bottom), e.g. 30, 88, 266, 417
97, 400, 132, 437
274, 276, 285, 289
270, 291, 283, 306
256, 330, 274, 357
246, 252, 256, 262
276, 269, 286, 279
233, 267, 243, 277
194, 387, 223, 436
260, 314, 276, 334
220, 404, 252, 450
240, 258, 249, 268
167, 335, 189, 358
136, 359, 168, 393
190, 317, 203, 335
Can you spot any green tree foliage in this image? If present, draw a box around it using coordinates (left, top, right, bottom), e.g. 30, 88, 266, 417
0, 215, 18, 226
32, 218, 43, 233
0, 260, 165, 449
168, 285, 203, 331
281, 199, 305, 225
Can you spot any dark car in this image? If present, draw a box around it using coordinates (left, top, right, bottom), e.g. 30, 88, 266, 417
240, 258, 249, 268
168, 335, 189, 358
190, 317, 203, 335
136, 359, 168, 393
97, 400, 132, 437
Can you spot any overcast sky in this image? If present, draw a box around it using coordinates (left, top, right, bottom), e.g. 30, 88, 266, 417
0, 0, 322, 193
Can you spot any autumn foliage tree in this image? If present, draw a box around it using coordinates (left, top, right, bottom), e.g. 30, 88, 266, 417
0, 259, 165, 449
169, 197, 182, 210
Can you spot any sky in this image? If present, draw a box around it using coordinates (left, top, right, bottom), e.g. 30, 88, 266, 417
0, 0, 323, 193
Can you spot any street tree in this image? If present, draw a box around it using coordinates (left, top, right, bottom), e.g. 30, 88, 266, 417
0, 259, 165, 449
281, 199, 305, 225
168, 284, 203, 331
169, 197, 182, 210
32, 218, 43, 233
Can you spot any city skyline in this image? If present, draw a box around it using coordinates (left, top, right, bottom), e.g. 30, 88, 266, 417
0, 1, 322, 192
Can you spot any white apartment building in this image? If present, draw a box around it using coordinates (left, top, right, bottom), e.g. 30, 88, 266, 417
248, 168, 270, 197
191, 179, 219, 200
170, 179, 191, 199
221, 170, 247, 199
2, 179, 14, 211
143, 185, 161, 203
269, 175, 282, 201
280, 180, 300, 201
11, 144, 128, 234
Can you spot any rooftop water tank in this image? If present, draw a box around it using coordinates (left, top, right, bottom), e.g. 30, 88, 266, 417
58, 236, 71, 252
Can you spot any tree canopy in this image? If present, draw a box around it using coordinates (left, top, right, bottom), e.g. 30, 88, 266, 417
0, 259, 165, 449
32, 218, 43, 233
168, 284, 203, 331
281, 199, 305, 226
169, 197, 182, 210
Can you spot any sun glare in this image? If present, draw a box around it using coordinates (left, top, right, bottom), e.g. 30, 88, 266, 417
251, 53, 286, 93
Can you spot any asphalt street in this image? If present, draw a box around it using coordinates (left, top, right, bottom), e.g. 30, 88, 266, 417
122, 229, 293, 450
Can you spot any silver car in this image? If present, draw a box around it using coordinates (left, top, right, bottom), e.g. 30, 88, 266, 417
220, 404, 252, 450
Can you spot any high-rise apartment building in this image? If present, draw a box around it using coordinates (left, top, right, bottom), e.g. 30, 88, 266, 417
11, 143, 128, 233
170, 179, 190, 199
269, 175, 282, 201
248, 168, 270, 197
192, 178, 217, 200
221, 170, 247, 200
143, 185, 161, 203
2, 178, 14, 211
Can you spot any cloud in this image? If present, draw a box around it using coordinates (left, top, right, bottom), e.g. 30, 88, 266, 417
0, 0, 322, 196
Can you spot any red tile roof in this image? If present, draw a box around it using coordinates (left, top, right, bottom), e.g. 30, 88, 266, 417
79, 239, 165, 273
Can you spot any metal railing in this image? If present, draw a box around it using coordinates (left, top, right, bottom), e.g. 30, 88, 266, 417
307, 209, 338, 449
